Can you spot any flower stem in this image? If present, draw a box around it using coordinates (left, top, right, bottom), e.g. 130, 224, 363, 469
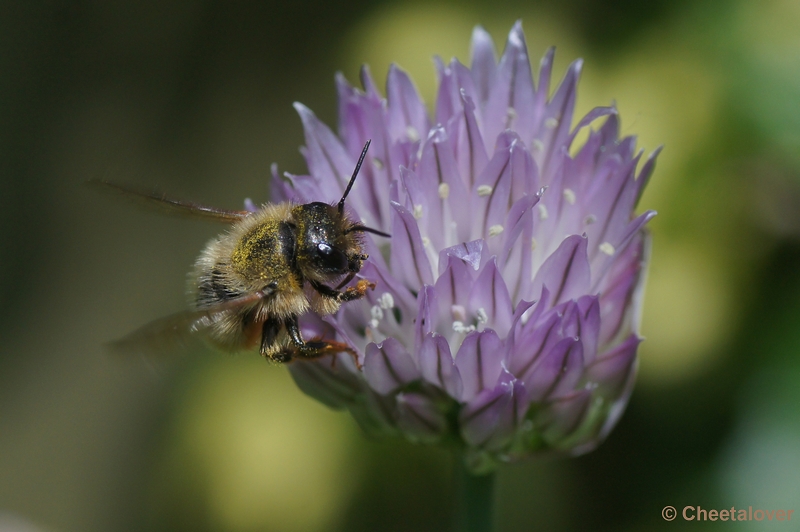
453, 455, 495, 532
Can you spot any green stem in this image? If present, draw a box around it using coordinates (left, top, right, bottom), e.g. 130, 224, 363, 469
453, 454, 496, 532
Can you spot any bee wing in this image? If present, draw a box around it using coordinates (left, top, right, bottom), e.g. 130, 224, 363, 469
107, 289, 272, 358
87, 180, 251, 223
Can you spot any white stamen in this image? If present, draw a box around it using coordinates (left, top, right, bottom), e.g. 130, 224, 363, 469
406, 126, 420, 142
600, 242, 616, 256
544, 117, 559, 129
451, 305, 467, 322
488, 224, 504, 237
369, 319, 379, 329
506, 107, 518, 121
378, 292, 395, 310
413, 204, 423, 219
531, 139, 544, 153
477, 185, 493, 197
476, 308, 488, 324
372, 158, 384, 171
452, 321, 476, 334
438, 183, 450, 199
370, 305, 384, 322
584, 214, 597, 225
531, 237, 538, 251
538, 204, 549, 220
422, 236, 431, 247
563, 188, 576, 205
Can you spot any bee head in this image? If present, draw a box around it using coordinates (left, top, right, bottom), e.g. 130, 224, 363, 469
294, 140, 389, 281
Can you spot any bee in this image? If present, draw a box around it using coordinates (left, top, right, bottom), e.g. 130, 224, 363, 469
93, 140, 388, 364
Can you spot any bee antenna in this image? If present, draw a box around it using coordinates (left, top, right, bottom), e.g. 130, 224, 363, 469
345, 225, 391, 238
338, 139, 371, 215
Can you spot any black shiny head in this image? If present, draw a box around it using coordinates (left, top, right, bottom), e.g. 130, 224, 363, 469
294, 140, 389, 281
297, 202, 354, 275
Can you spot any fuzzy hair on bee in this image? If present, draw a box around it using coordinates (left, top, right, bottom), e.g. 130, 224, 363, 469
91, 140, 388, 365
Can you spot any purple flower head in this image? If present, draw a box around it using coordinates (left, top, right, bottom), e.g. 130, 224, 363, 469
276, 22, 659, 471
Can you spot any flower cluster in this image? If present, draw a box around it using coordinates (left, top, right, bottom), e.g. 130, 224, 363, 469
272, 22, 659, 470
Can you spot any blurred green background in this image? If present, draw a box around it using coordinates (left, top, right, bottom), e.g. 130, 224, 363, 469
1, 0, 799, 530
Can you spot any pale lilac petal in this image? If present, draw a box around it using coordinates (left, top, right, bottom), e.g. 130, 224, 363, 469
483, 21, 536, 149
460, 370, 528, 449
390, 201, 435, 289
525, 336, 584, 401
396, 392, 448, 443
536, 59, 582, 183
455, 329, 504, 401
530, 234, 591, 307
469, 26, 497, 108
294, 102, 352, 201
438, 239, 486, 272
418, 333, 463, 399
587, 334, 640, 398
387, 64, 430, 144
454, 91, 489, 190
288, 359, 363, 409
364, 337, 421, 395
468, 258, 514, 335
538, 389, 592, 442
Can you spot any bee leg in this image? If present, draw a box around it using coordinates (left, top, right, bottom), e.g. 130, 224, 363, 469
283, 315, 362, 369
310, 279, 376, 302
261, 316, 291, 362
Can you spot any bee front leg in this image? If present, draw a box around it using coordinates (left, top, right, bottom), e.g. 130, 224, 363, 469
310, 279, 375, 302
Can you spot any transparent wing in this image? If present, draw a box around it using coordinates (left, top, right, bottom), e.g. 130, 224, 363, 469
107, 289, 273, 358
87, 180, 251, 223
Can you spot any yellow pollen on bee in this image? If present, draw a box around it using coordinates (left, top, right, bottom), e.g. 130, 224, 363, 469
563, 188, 576, 205
599, 242, 616, 255
488, 224, 504, 237
477, 185, 493, 197
413, 204, 423, 219
438, 183, 450, 199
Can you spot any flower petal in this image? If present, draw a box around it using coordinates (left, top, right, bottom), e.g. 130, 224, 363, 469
396, 392, 448, 443
418, 332, 463, 399
525, 336, 584, 401
460, 370, 528, 449
364, 337, 421, 395
469, 25, 497, 108
484, 21, 536, 149
530, 234, 591, 307
587, 334, 640, 398
294, 102, 352, 201
455, 329, 504, 401
387, 64, 430, 144
537, 389, 592, 443
390, 201, 435, 290
468, 258, 514, 335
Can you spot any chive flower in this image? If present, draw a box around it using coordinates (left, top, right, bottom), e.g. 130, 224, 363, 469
274, 21, 659, 471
